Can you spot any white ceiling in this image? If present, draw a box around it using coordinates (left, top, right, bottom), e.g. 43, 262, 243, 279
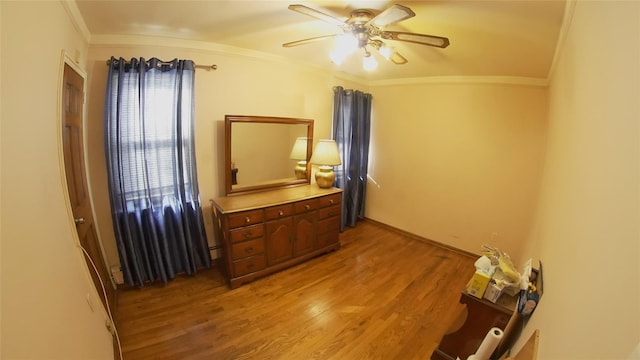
74, 0, 567, 82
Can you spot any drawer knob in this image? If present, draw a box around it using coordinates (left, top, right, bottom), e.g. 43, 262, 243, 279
279, 210, 284, 216
244, 231, 253, 238
247, 263, 254, 269
329, 199, 334, 204
305, 204, 310, 210
245, 217, 251, 223
245, 246, 253, 253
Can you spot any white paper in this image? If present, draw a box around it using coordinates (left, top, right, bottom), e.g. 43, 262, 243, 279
467, 327, 504, 360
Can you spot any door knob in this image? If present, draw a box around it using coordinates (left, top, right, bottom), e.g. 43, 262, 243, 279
74, 217, 85, 224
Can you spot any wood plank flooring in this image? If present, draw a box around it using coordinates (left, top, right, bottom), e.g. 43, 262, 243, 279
115, 220, 476, 360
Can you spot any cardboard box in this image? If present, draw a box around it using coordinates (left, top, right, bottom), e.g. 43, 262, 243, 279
465, 271, 491, 298
483, 281, 505, 303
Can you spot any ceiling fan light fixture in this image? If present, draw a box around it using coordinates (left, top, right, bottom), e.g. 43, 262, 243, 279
329, 49, 347, 65
336, 34, 358, 53
285, 4, 450, 69
378, 45, 394, 60
362, 52, 377, 71
330, 34, 358, 65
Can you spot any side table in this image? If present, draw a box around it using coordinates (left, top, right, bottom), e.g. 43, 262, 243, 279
431, 291, 518, 360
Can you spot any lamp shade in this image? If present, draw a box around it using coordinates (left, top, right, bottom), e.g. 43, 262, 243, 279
310, 140, 341, 166
289, 137, 308, 160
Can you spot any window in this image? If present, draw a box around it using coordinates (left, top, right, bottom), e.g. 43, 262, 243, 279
104, 57, 209, 286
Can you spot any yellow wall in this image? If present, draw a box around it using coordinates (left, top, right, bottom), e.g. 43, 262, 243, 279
85, 40, 547, 271
368, 82, 547, 263
516, 1, 640, 357
1, 1, 114, 359
3, 0, 638, 358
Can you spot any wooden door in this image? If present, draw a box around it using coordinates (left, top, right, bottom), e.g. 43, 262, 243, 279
62, 63, 116, 315
293, 212, 316, 256
265, 217, 293, 265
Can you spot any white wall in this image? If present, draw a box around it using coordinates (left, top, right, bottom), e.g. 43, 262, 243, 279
517, 1, 640, 358
1, 1, 114, 359
367, 82, 548, 263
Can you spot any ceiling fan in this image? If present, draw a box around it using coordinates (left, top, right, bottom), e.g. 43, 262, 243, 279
283, 3, 450, 66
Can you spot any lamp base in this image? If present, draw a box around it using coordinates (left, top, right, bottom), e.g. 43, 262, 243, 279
294, 161, 307, 179
315, 165, 336, 189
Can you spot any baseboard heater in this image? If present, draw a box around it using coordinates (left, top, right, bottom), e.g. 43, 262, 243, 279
110, 245, 222, 285
110, 266, 124, 285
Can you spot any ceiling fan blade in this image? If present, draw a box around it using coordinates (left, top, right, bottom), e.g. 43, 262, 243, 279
288, 4, 345, 26
283, 34, 337, 48
388, 51, 408, 65
367, 4, 415, 28
382, 31, 450, 48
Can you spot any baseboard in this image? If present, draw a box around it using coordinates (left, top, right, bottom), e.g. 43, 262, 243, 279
361, 218, 478, 259
114, 259, 222, 289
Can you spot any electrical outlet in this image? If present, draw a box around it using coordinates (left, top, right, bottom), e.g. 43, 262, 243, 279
105, 319, 114, 334
491, 232, 498, 243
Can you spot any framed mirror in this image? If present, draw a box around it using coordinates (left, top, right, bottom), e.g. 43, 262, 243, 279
225, 115, 314, 195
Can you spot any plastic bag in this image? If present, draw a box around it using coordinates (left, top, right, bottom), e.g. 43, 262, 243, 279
481, 244, 521, 286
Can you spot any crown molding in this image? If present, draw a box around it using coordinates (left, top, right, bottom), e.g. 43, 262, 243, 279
60, 0, 91, 43
91, 34, 284, 63
91, 34, 549, 88
546, 0, 577, 81
368, 76, 549, 87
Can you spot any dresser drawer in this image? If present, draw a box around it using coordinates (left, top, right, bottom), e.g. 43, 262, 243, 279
318, 193, 342, 208
232, 255, 266, 277
228, 209, 264, 228
230, 223, 264, 243
318, 204, 340, 220
265, 204, 294, 220
231, 238, 265, 260
318, 216, 340, 234
295, 198, 319, 213
210, 186, 343, 289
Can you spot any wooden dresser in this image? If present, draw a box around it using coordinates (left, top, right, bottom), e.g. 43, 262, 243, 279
210, 185, 342, 288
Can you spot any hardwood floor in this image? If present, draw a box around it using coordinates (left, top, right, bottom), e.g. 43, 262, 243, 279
115, 220, 476, 360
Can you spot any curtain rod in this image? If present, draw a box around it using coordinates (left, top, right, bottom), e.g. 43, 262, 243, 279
105, 59, 217, 71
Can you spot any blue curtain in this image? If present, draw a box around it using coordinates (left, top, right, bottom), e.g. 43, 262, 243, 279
104, 57, 210, 287
332, 86, 372, 231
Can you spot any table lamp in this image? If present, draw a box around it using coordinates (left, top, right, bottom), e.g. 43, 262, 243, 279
289, 137, 308, 179
310, 139, 341, 188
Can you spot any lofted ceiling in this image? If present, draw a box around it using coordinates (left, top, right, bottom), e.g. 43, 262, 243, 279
74, 0, 567, 82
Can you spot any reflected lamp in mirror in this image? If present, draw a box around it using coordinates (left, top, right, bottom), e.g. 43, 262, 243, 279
289, 137, 308, 179
310, 139, 341, 189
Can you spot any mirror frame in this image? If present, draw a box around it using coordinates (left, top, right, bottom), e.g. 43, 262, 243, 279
225, 115, 314, 195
